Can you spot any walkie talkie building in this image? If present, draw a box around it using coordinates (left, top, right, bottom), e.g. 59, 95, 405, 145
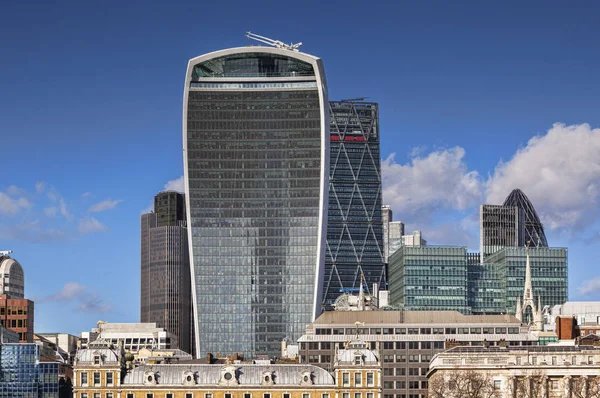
183, 43, 329, 358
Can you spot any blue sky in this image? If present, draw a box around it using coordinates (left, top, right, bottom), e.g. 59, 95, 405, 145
1, 0, 599, 335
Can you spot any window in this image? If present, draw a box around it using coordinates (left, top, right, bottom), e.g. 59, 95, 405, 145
367, 394, 373, 398
284, 394, 291, 398
81, 394, 88, 398
94, 394, 100, 398
396, 368, 406, 376
80, 372, 88, 385
343, 394, 350, 398
343, 372, 350, 386
225, 394, 231, 398
354, 393, 362, 398
494, 380, 501, 390
94, 355, 101, 365
552, 356, 557, 365
322, 394, 330, 398
146, 394, 153, 398
264, 394, 271, 398
396, 381, 406, 389
409, 355, 419, 362
421, 342, 431, 349
367, 372, 374, 386
167, 394, 174, 398
106, 394, 113, 398
532, 357, 537, 365
303, 394, 310, 398
355, 355, 361, 365
126, 394, 133, 398
205, 394, 213, 398
396, 342, 405, 349
106, 372, 113, 385
408, 342, 418, 349
93, 372, 100, 386
245, 394, 252, 398
551, 380, 559, 389
384, 355, 394, 363
409, 381, 419, 389
354, 372, 361, 386
572, 356, 577, 365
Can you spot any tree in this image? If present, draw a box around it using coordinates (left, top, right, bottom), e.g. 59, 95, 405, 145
571, 376, 600, 398
506, 370, 547, 398
429, 370, 502, 398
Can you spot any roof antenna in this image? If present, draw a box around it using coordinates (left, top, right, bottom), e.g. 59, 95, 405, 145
246, 32, 302, 51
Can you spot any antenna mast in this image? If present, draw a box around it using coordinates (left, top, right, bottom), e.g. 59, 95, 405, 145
246, 32, 302, 51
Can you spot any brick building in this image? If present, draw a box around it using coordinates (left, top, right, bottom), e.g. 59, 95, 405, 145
0, 294, 34, 342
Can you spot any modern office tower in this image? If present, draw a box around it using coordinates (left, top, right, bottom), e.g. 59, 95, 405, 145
298, 311, 537, 398
323, 100, 384, 310
0, 253, 24, 298
0, 251, 34, 343
480, 204, 525, 260
389, 246, 469, 313
503, 188, 548, 247
468, 261, 507, 314
388, 221, 405, 257
487, 246, 567, 316
140, 191, 191, 354
183, 40, 329, 358
382, 205, 392, 263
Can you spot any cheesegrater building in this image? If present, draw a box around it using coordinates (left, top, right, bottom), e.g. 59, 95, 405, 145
183, 38, 329, 358
323, 100, 385, 310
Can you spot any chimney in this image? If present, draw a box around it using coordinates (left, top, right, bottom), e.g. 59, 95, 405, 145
206, 352, 213, 364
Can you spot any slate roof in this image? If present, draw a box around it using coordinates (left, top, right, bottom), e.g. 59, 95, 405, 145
123, 364, 335, 386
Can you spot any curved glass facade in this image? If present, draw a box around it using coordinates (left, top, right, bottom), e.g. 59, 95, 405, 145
192, 52, 315, 78
184, 49, 327, 358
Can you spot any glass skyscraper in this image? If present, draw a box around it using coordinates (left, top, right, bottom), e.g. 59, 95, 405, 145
323, 101, 384, 310
183, 46, 329, 358
0, 344, 60, 398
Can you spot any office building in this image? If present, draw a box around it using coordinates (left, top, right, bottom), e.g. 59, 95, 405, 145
401, 230, 426, 247
428, 344, 600, 398
0, 343, 66, 398
381, 206, 393, 263
387, 221, 405, 257
141, 191, 191, 354
323, 100, 384, 310
480, 188, 548, 260
73, 339, 381, 398
35, 333, 78, 365
79, 321, 177, 352
480, 204, 524, 259
183, 37, 329, 357
298, 310, 538, 398
0, 294, 34, 343
389, 246, 469, 313
487, 246, 568, 317
0, 252, 25, 298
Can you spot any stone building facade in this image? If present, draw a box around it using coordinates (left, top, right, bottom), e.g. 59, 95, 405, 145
73, 340, 381, 398
427, 345, 600, 398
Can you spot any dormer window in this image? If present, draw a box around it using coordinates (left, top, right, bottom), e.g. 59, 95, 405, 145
354, 355, 361, 365
94, 355, 101, 365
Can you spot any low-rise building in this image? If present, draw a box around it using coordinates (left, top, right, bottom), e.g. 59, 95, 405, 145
298, 310, 538, 398
0, 342, 69, 398
73, 339, 381, 398
427, 344, 600, 398
80, 321, 178, 352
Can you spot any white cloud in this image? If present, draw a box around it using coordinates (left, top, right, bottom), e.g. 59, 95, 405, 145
6, 185, 26, 196
578, 277, 600, 295
78, 217, 108, 235
35, 181, 46, 194
44, 206, 58, 217
382, 147, 483, 218
38, 282, 112, 313
0, 192, 31, 216
59, 198, 72, 219
486, 123, 600, 231
164, 176, 185, 193
88, 199, 122, 213
0, 222, 69, 243
81, 192, 92, 199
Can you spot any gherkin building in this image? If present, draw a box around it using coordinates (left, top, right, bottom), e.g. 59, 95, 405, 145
503, 188, 548, 247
